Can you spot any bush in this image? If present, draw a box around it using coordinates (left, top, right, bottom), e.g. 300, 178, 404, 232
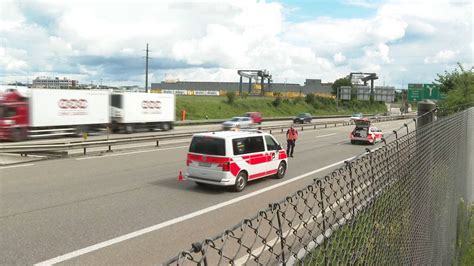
305, 93, 316, 105
226, 91, 236, 104
241, 92, 249, 99
293, 97, 304, 105
272, 96, 282, 107
282, 98, 291, 104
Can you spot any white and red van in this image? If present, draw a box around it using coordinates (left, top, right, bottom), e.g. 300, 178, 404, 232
350, 118, 383, 145
186, 130, 288, 192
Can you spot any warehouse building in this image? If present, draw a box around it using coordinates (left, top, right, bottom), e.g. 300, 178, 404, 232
151, 78, 332, 94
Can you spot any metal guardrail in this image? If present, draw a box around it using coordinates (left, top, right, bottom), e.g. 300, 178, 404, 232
0, 115, 413, 155
174, 114, 376, 126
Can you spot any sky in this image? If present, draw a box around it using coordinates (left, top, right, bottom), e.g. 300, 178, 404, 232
0, 0, 472, 88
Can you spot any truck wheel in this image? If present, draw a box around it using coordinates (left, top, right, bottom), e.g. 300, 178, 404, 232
161, 123, 170, 131
274, 161, 287, 179
232, 172, 247, 192
11, 128, 27, 142
75, 126, 88, 137
125, 125, 134, 134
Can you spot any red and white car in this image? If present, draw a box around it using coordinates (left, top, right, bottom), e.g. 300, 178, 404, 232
186, 130, 288, 192
350, 118, 383, 145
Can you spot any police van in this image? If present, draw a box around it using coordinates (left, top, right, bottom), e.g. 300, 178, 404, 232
185, 130, 288, 192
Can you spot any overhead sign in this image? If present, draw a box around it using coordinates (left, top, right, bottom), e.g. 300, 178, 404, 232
374, 86, 395, 102
356, 86, 370, 101
408, 83, 445, 101
423, 84, 440, 100
339, 86, 352, 100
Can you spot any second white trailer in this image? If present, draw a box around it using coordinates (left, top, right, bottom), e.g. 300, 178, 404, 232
110, 92, 175, 133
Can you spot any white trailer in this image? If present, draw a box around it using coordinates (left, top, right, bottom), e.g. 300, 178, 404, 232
30, 89, 110, 127
28, 89, 110, 137
110, 92, 175, 133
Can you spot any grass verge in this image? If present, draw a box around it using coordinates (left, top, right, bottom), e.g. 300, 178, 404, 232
176, 96, 387, 120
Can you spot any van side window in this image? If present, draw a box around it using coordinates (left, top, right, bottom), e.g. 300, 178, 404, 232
265, 136, 278, 150
233, 136, 265, 155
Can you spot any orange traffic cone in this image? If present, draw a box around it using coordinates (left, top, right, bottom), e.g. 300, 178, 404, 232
178, 171, 184, 182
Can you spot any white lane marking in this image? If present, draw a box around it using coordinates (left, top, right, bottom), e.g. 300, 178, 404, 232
0, 163, 35, 169
35, 156, 355, 265
76, 146, 188, 161
315, 133, 337, 138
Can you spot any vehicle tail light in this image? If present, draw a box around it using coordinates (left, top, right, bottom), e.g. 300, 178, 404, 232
221, 162, 230, 172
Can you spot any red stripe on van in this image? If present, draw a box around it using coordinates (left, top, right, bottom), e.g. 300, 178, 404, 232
230, 162, 240, 176
278, 150, 287, 160
187, 153, 230, 164
249, 171, 267, 180
267, 169, 278, 175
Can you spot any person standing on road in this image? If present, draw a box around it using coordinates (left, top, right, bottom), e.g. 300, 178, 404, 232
286, 125, 298, 157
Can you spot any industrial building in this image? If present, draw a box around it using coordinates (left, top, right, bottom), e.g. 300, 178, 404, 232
32, 77, 79, 89
150, 78, 332, 95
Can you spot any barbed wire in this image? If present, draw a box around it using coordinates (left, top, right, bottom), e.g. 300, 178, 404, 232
164, 105, 473, 265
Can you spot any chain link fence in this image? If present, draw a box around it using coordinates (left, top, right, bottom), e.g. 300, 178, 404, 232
164, 107, 473, 265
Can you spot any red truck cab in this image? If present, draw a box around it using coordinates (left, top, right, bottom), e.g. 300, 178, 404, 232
0, 90, 29, 141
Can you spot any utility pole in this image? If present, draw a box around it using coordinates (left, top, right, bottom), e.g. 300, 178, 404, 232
145, 43, 149, 93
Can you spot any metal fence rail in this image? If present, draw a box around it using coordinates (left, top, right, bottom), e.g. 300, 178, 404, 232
163, 107, 473, 265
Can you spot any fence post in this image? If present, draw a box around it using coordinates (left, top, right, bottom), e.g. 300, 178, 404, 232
272, 203, 286, 264
345, 161, 355, 220
417, 100, 436, 129
156, 140, 159, 147
317, 179, 328, 266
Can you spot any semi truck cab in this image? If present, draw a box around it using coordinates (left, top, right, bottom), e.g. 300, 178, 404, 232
0, 90, 29, 141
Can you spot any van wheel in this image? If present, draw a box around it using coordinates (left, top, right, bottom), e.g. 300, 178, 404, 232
275, 161, 286, 179
233, 172, 247, 192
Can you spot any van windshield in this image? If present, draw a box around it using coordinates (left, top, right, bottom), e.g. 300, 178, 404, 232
189, 136, 226, 156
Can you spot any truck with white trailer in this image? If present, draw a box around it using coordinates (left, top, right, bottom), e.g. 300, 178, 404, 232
110, 92, 175, 133
0, 88, 110, 141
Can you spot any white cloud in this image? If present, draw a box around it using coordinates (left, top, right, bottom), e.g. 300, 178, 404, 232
0, 0, 472, 88
333, 53, 346, 63
424, 50, 459, 63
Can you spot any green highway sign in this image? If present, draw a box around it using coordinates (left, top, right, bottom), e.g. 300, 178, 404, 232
408, 83, 445, 101
408, 84, 423, 101
423, 84, 440, 100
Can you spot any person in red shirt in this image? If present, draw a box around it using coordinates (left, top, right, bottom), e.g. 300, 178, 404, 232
286, 125, 298, 157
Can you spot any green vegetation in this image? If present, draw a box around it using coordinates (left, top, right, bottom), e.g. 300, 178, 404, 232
301, 188, 409, 265
437, 63, 474, 112
459, 203, 474, 265
176, 96, 387, 120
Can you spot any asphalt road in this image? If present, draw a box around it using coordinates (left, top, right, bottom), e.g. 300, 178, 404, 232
0, 118, 414, 265
0, 117, 352, 145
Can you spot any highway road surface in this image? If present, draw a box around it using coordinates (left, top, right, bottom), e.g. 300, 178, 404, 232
0, 118, 414, 265
0, 117, 351, 146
